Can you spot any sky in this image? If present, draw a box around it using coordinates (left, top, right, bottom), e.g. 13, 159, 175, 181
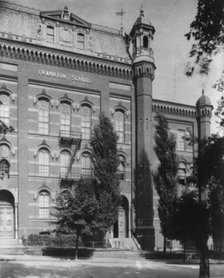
9, 0, 224, 133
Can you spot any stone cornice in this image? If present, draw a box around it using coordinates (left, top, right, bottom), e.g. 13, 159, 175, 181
152, 99, 197, 118
0, 39, 133, 80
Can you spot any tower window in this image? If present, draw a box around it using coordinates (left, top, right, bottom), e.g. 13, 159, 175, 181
117, 155, 126, 180
77, 33, 85, 49
0, 159, 10, 178
0, 144, 10, 158
143, 36, 148, 48
46, 26, 54, 43
0, 94, 10, 126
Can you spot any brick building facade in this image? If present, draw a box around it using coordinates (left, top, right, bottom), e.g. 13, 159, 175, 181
0, 2, 212, 250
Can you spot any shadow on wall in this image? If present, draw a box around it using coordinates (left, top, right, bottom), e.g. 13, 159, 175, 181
134, 150, 155, 251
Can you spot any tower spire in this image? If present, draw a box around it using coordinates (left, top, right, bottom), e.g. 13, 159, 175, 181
140, 3, 144, 16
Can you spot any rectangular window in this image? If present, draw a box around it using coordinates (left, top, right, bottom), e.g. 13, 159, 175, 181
39, 151, 49, 176
39, 207, 49, 218
81, 120, 91, 140
39, 110, 49, 134
39, 165, 49, 176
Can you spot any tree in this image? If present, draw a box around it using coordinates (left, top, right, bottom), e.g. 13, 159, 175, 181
91, 113, 121, 233
185, 0, 224, 131
172, 191, 210, 263
153, 113, 179, 253
54, 181, 98, 259
210, 183, 224, 252
183, 134, 224, 277
185, 0, 224, 76
200, 136, 224, 252
215, 96, 224, 129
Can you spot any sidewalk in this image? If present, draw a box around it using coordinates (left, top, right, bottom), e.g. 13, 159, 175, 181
1, 253, 224, 265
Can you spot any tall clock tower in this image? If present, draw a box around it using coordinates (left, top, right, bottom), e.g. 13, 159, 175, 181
130, 8, 156, 250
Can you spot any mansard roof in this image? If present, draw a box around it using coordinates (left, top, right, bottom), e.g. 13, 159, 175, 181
40, 6, 91, 29
0, 2, 130, 62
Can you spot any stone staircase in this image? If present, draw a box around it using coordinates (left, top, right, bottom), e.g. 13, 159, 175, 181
0, 238, 25, 255
109, 237, 141, 251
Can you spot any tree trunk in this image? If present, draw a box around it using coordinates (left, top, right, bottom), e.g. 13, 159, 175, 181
163, 236, 167, 254
183, 240, 187, 263
199, 243, 210, 278
219, 238, 223, 253
75, 233, 79, 260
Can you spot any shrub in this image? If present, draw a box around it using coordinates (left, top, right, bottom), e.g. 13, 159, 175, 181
26, 234, 83, 247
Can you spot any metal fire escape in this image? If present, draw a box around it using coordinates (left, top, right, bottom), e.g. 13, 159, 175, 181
59, 129, 82, 189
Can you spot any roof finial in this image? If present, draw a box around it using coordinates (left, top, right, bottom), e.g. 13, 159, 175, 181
202, 89, 204, 95
115, 8, 126, 36
140, 4, 144, 17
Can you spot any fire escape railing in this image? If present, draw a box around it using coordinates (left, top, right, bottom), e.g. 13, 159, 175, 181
59, 130, 82, 189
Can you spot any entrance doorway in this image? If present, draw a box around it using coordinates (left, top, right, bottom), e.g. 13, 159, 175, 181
0, 190, 14, 238
113, 196, 129, 238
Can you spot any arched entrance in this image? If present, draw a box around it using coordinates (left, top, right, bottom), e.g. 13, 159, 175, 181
0, 190, 15, 238
114, 195, 129, 238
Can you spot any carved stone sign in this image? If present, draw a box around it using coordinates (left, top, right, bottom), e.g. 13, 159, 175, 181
38, 69, 92, 83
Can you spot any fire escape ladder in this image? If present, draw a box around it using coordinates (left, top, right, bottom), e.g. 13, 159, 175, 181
66, 136, 82, 179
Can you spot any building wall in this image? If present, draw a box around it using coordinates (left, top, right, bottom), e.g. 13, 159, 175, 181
0, 2, 208, 250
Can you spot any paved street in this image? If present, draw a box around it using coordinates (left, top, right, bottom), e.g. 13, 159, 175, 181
0, 256, 224, 278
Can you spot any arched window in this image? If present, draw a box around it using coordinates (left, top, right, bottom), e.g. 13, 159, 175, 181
77, 33, 85, 49
0, 94, 10, 126
60, 102, 71, 137
143, 35, 149, 48
39, 190, 50, 218
0, 159, 10, 178
81, 105, 91, 140
39, 149, 49, 176
38, 99, 49, 135
115, 110, 125, 143
60, 151, 71, 178
117, 155, 126, 180
46, 26, 54, 43
81, 152, 91, 178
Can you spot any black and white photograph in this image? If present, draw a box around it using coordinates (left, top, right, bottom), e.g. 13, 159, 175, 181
0, 0, 223, 277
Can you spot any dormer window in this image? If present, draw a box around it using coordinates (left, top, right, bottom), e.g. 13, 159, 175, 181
77, 33, 85, 49
46, 26, 54, 43
143, 36, 148, 48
